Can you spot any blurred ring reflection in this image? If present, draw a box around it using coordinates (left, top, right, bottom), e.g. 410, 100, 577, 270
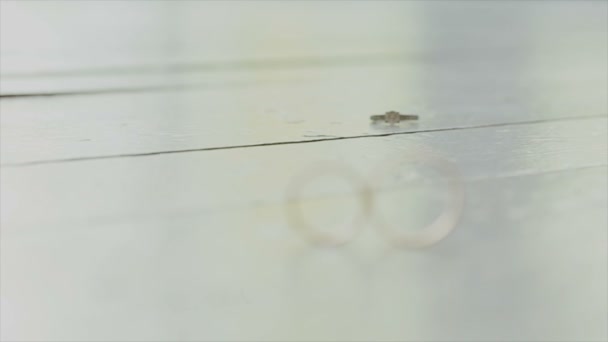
286, 161, 372, 246
371, 144, 465, 248
286, 144, 464, 248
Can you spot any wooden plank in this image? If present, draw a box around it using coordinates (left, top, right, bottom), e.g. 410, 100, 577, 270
2, 61, 606, 165
2, 118, 606, 229
1, 1, 606, 95
2, 1, 605, 164
2, 167, 606, 341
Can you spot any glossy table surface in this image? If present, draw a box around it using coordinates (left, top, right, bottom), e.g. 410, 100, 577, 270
1, 1, 607, 341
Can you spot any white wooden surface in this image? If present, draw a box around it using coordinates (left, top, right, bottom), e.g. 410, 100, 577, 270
1, 1, 607, 342
1, 64, 605, 165
2, 118, 607, 230
2, 168, 606, 341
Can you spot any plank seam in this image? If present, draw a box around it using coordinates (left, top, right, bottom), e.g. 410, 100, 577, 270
2, 115, 606, 168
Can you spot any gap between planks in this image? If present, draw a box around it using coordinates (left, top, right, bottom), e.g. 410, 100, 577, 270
2, 115, 605, 168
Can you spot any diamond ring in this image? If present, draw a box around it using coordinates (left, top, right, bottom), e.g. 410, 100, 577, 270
370, 111, 418, 124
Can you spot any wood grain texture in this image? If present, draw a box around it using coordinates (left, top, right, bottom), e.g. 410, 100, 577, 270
2, 167, 606, 342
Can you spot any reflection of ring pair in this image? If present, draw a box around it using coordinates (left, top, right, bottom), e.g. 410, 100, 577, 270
286, 148, 465, 248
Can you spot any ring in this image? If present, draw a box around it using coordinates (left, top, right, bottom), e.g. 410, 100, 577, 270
370, 111, 419, 124
286, 162, 372, 246
370, 145, 464, 248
